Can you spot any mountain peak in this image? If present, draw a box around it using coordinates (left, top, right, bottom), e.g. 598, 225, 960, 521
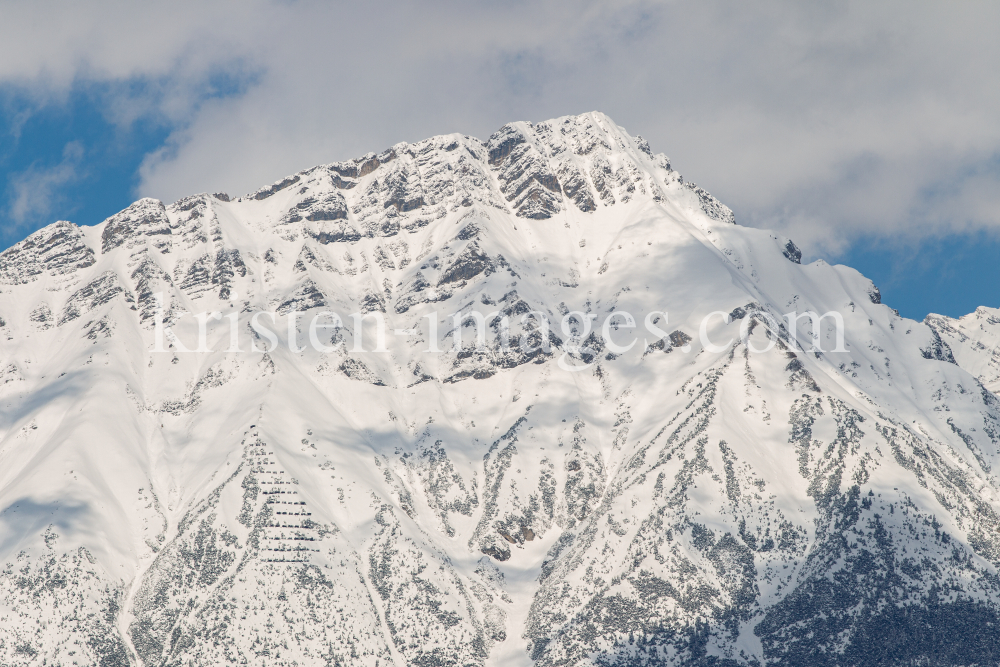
2, 113, 1000, 667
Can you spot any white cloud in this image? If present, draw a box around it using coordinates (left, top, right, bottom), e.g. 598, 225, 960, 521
6, 142, 84, 228
3, 1, 1000, 256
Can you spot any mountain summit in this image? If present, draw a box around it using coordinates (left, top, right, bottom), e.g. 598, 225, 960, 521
2, 112, 1000, 666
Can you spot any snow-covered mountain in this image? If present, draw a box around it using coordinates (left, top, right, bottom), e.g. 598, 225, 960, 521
2, 111, 1000, 666
927, 307, 1000, 396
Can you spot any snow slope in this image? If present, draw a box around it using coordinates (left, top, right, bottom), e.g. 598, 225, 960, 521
2, 112, 1000, 666
927, 306, 1000, 395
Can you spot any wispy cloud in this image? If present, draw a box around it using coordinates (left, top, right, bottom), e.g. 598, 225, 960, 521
6, 141, 84, 230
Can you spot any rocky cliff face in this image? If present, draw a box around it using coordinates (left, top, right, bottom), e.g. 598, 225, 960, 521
1, 112, 1000, 666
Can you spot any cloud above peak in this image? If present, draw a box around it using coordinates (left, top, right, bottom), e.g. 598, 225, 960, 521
2, 1, 1000, 257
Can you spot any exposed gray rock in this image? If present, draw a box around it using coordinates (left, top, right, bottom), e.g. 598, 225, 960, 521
0, 220, 96, 285
101, 198, 171, 253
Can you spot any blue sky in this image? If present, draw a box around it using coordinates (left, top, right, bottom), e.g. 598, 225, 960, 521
0, 86, 169, 244
0, 71, 253, 246
1, 1, 998, 321
846, 233, 1000, 320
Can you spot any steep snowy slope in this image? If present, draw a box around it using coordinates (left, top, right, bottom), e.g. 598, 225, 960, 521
2, 112, 1000, 666
927, 306, 1000, 395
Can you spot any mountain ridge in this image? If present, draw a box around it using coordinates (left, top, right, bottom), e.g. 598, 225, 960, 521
2, 111, 1000, 666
